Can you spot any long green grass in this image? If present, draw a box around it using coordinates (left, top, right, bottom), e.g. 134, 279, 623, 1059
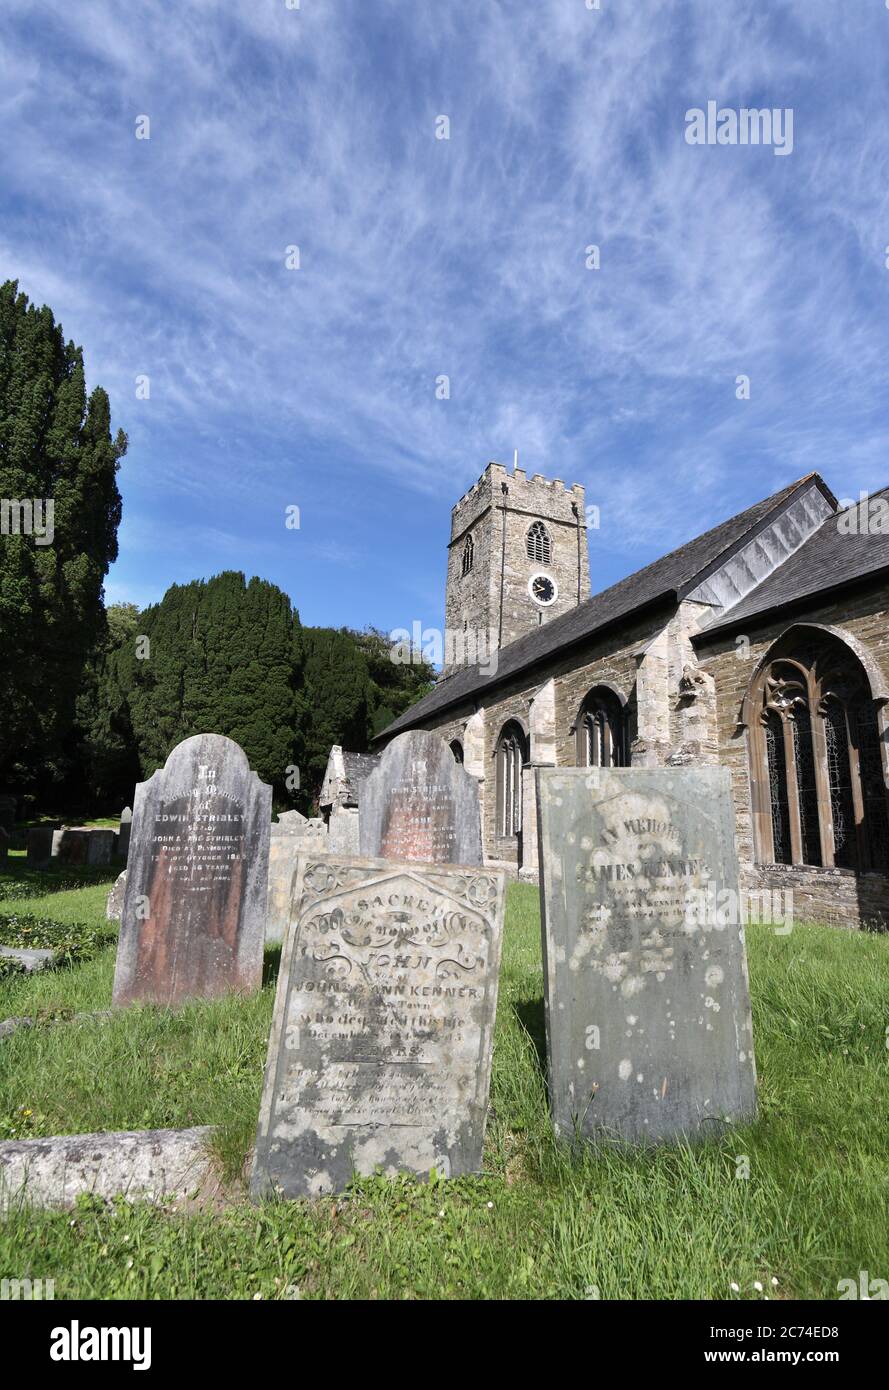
0, 877, 887, 1299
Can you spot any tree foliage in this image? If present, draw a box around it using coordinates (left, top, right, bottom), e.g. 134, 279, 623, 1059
0, 280, 125, 794
120, 572, 303, 796
73, 602, 141, 810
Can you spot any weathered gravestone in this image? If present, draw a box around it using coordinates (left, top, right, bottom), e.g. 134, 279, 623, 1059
266, 812, 328, 945
26, 826, 53, 868
106, 869, 127, 922
112, 735, 272, 1007
359, 730, 482, 865
117, 806, 132, 861
52, 827, 116, 866
251, 854, 506, 1199
537, 767, 756, 1145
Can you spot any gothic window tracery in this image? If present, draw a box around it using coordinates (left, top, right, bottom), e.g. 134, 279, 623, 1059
462, 534, 474, 576
495, 722, 526, 837
749, 633, 888, 873
576, 687, 626, 768
526, 521, 551, 565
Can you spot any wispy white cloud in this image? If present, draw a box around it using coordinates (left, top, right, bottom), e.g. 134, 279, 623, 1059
2, 0, 888, 618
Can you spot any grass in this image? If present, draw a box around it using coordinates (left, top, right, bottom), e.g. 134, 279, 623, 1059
0, 875, 887, 1299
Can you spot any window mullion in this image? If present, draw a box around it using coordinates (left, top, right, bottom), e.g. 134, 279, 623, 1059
783, 716, 803, 864
811, 709, 834, 867
845, 706, 868, 870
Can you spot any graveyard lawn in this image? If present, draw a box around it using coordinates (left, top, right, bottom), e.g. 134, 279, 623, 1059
1, 879, 888, 1300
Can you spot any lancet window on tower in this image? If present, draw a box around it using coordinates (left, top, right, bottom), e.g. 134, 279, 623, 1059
461, 533, 474, 576
526, 521, 551, 565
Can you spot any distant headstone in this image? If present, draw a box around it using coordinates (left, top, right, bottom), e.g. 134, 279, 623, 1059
328, 807, 359, 854
266, 813, 328, 944
359, 730, 482, 865
52, 828, 115, 866
117, 807, 133, 861
251, 854, 506, 1200
106, 870, 127, 922
112, 734, 272, 1007
26, 827, 53, 868
537, 767, 756, 1145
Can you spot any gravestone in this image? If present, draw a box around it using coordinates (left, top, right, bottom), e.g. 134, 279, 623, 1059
117, 807, 133, 861
52, 827, 115, 866
537, 767, 756, 1146
106, 870, 127, 922
26, 827, 53, 868
112, 734, 272, 1007
251, 854, 506, 1200
359, 730, 482, 865
265, 812, 328, 944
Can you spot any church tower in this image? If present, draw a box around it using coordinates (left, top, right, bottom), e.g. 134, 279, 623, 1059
443, 460, 591, 673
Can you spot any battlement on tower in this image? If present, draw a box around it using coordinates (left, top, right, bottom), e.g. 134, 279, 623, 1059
449, 461, 586, 546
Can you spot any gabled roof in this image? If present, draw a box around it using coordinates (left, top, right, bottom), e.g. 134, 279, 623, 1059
319, 746, 380, 808
694, 488, 889, 641
377, 473, 834, 739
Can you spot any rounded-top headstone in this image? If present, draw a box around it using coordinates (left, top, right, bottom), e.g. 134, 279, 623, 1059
112, 734, 272, 1007
359, 729, 483, 865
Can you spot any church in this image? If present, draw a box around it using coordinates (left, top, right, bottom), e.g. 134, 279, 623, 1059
374, 459, 889, 932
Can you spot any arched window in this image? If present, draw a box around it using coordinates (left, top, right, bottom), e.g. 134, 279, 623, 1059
450, 739, 464, 765
749, 632, 889, 873
576, 687, 627, 768
461, 534, 474, 576
495, 721, 527, 838
526, 521, 551, 565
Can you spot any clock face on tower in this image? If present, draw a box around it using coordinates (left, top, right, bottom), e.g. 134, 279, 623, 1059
529, 573, 558, 606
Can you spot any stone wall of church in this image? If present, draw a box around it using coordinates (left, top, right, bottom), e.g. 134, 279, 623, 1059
696, 579, 889, 931
444, 467, 498, 671
407, 598, 699, 867
444, 462, 590, 674
497, 470, 589, 649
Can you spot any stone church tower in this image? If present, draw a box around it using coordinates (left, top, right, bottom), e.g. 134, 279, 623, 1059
443, 460, 590, 672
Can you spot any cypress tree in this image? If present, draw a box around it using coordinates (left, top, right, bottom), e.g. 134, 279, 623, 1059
0, 280, 125, 793
73, 603, 142, 810
124, 571, 301, 793
300, 627, 371, 804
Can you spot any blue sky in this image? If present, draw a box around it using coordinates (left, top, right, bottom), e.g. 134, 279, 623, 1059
2, 1, 889, 636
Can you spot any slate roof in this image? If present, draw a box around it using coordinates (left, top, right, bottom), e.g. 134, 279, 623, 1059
695, 489, 889, 641
377, 474, 829, 739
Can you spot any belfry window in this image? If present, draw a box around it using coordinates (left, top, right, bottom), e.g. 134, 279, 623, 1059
461, 534, 474, 576
576, 687, 626, 768
526, 521, 551, 565
749, 632, 889, 873
495, 722, 526, 838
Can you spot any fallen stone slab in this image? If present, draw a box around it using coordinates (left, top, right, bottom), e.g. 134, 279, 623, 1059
0, 945, 55, 972
0, 1009, 113, 1041
0, 1015, 36, 1039
0, 1126, 216, 1211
